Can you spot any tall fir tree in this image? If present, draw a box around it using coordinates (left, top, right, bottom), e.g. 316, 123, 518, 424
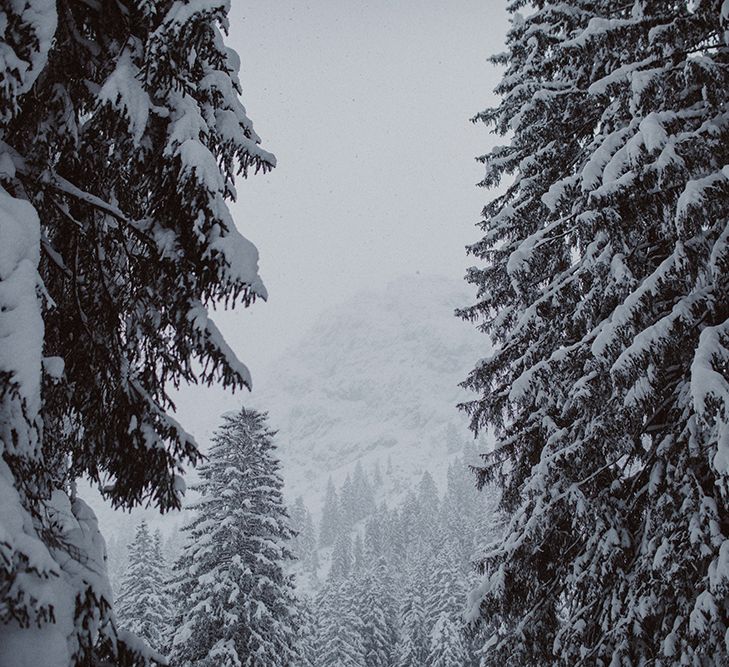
290, 495, 318, 572
363, 511, 384, 561
302, 505, 320, 574
0, 1, 274, 662
303, 512, 321, 575
330, 531, 354, 581
412, 471, 440, 549
150, 529, 174, 647
396, 573, 429, 667
426, 546, 466, 637
107, 519, 137, 600
398, 491, 422, 550
294, 596, 318, 667
116, 521, 170, 653
461, 1, 729, 664
427, 614, 469, 667
352, 462, 376, 520
290, 496, 307, 548
356, 558, 399, 667
352, 532, 365, 573
382, 504, 409, 584
440, 456, 487, 568
315, 580, 366, 667
319, 477, 341, 547
340, 473, 357, 529
168, 408, 298, 667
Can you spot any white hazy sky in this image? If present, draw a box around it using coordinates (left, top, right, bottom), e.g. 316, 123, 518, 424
90, 2, 510, 525
171, 1, 508, 445
214, 0, 508, 374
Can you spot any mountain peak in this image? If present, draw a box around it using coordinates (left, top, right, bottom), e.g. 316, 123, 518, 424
253, 273, 489, 513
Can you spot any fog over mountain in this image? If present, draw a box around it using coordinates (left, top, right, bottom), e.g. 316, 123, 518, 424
84, 273, 489, 541
252, 273, 490, 513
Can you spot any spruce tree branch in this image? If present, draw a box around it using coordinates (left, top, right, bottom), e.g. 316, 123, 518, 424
0, 140, 158, 250
40, 232, 72, 278
46, 173, 156, 248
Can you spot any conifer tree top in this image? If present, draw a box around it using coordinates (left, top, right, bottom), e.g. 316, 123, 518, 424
169, 406, 299, 667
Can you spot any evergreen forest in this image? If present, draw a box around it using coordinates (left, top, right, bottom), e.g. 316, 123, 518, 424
1, 1, 728, 666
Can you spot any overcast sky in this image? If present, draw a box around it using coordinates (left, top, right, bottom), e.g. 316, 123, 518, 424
172, 1, 508, 438
222, 1, 506, 364
87, 2, 510, 527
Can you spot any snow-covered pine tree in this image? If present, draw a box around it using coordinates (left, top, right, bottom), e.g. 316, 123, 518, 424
356, 558, 399, 667
151, 529, 174, 647
397, 491, 421, 550
295, 596, 318, 667
461, 1, 729, 664
415, 472, 439, 544
289, 496, 308, 556
319, 477, 341, 547
329, 531, 353, 581
116, 521, 169, 652
426, 546, 466, 637
303, 513, 321, 575
417, 471, 439, 515
381, 503, 408, 580
168, 408, 298, 667
315, 580, 366, 667
352, 532, 365, 573
363, 511, 384, 561
290, 496, 319, 574
439, 462, 468, 560
396, 574, 429, 667
439, 456, 487, 568
0, 0, 273, 663
340, 473, 356, 529
162, 527, 186, 573
352, 462, 376, 521
107, 522, 135, 599
427, 614, 469, 667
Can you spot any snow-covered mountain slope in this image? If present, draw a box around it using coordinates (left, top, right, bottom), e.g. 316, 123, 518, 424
252, 273, 490, 513
82, 273, 489, 571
